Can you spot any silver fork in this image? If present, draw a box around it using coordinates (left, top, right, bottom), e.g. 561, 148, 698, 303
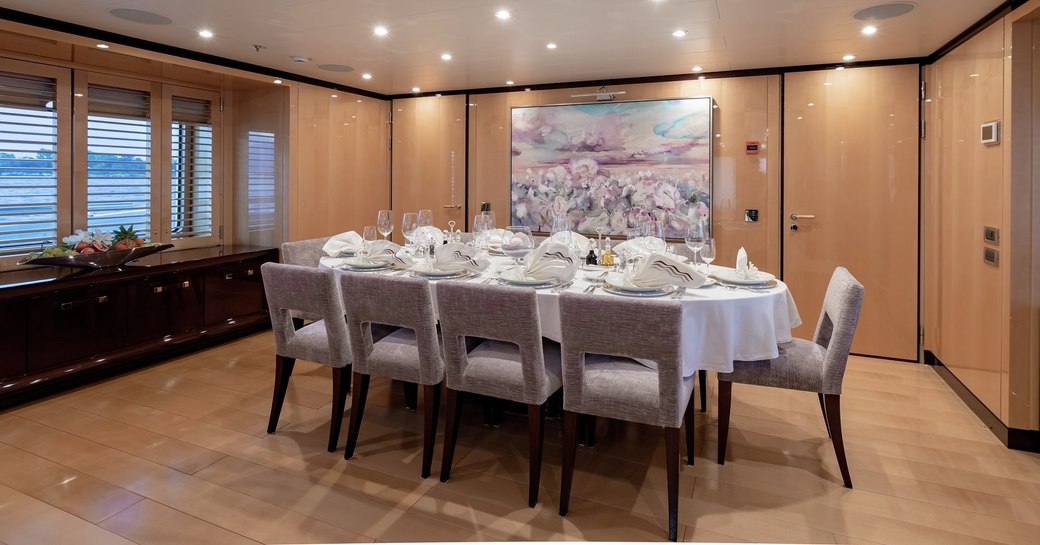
583, 284, 599, 294
552, 280, 574, 293
671, 286, 687, 299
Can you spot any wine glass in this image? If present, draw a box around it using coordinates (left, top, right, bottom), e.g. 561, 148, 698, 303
362, 225, 378, 261
502, 225, 534, 267
685, 221, 705, 270
473, 214, 492, 249
700, 238, 716, 275
481, 210, 496, 229
550, 213, 571, 247
418, 209, 433, 228
401, 212, 418, 249
376, 210, 393, 240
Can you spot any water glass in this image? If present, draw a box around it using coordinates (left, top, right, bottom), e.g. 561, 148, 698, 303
418, 209, 433, 228
401, 212, 418, 248
685, 221, 705, 268
502, 225, 534, 266
376, 209, 393, 240
700, 238, 716, 274
362, 225, 377, 261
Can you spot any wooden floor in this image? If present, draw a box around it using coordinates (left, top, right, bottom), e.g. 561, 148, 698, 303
1, 332, 1039, 544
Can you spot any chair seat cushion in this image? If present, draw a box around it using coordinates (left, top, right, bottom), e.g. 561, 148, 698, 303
284, 319, 348, 367
367, 328, 441, 384
576, 355, 695, 428
719, 338, 827, 393
457, 339, 562, 404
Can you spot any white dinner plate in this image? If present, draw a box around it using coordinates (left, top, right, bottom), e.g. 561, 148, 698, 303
343, 258, 389, 270
711, 267, 776, 285
602, 283, 675, 298
604, 272, 667, 293
499, 268, 560, 287
413, 266, 467, 277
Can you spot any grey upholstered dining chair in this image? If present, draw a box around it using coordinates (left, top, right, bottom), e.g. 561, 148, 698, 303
558, 293, 696, 542
717, 266, 864, 489
280, 236, 332, 326
436, 282, 561, 507
339, 272, 444, 478
261, 262, 352, 452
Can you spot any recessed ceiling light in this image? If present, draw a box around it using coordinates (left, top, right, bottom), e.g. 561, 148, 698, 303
506, 80, 514, 85
330, 94, 338, 98
496, 9, 511, 20
672, 29, 687, 38
96, 43, 109, 49
546, 42, 557, 49
524, 87, 531, 91
824, 82, 833, 86
861, 25, 878, 35
412, 87, 421, 93
969, 73, 980, 77
198, 29, 214, 38
273, 79, 282, 84
373, 25, 388, 37
843, 54, 856, 61
362, 73, 373, 80
808, 102, 815, 107
691, 66, 703, 72
109, 8, 172, 25
441, 53, 452, 61
697, 75, 705, 80
436, 93, 442, 97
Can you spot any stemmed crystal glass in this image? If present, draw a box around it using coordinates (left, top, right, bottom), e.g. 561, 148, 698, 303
550, 212, 571, 247
700, 238, 716, 275
362, 225, 377, 261
502, 225, 534, 267
473, 214, 493, 250
417, 209, 433, 228
376, 210, 393, 240
685, 221, 705, 271
401, 212, 418, 249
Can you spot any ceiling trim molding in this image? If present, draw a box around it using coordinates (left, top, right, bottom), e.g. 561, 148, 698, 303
0, 7, 391, 100
388, 57, 928, 100
926, 0, 1026, 63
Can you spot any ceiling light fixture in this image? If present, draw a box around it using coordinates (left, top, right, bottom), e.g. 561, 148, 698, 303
412, 87, 421, 93
672, 29, 687, 38
96, 43, 109, 49
319, 64, 353, 72
506, 80, 515, 85
362, 73, 373, 80
861, 25, 878, 35
496, 9, 511, 20
836, 66, 845, 70
853, 2, 915, 21
546, 42, 557, 49
373, 25, 388, 37
843, 54, 856, 61
824, 82, 833, 86
198, 29, 214, 38
273, 79, 282, 84
109, 8, 172, 25
691, 66, 703, 72
441, 53, 452, 61
698, 75, 706, 80
331, 94, 338, 98
570, 86, 626, 101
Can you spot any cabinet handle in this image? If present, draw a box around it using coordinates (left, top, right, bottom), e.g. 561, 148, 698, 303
224, 269, 255, 280
153, 286, 165, 294
181, 280, 191, 288
60, 295, 109, 311
153, 281, 189, 294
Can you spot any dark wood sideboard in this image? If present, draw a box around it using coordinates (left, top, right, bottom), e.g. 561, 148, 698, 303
0, 245, 278, 409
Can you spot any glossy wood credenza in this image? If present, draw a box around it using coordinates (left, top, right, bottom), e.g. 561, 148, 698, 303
0, 245, 278, 409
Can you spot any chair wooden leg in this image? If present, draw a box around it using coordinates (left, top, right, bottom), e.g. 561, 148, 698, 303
698, 369, 708, 413
344, 372, 370, 460
421, 384, 441, 478
403, 381, 418, 410
267, 356, 295, 434
665, 427, 680, 542
559, 410, 579, 517
440, 388, 463, 482
684, 393, 696, 466
527, 403, 546, 507
818, 393, 831, 438
327, 365, 350, 452
823, 394, 853, 489
578, 414, 597, 447
717, 379, 732, 465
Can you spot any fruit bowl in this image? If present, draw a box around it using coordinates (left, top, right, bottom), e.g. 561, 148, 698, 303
18, 243, 174, 269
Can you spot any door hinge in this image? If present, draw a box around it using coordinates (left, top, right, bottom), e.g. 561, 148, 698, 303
920, 81, 926, 101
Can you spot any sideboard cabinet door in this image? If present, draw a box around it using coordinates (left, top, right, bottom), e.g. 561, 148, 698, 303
0, 299, 26, 381
204, 258, 266, 325
128, 271, 205, 341
27, 285, 128, 372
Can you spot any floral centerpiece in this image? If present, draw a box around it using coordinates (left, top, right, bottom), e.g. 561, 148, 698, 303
21, 226, 172, 268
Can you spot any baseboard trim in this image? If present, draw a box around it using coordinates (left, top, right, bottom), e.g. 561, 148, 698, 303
924, 351, 1040, 453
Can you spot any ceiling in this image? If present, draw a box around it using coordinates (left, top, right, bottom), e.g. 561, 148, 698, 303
0, 0, 1005, 95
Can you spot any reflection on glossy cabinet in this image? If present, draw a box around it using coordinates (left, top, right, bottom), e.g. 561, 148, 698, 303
0, 298, 26, 380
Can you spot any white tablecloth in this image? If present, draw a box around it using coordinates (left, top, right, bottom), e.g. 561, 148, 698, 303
320, 256, 801, 377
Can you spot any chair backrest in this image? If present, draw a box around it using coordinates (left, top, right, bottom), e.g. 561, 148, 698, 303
559, 292, 685, 427
339, 273, 442, 383
280, 236, 331, 268
814, 267, 865, 393
436, 282, 545, 403
260, 262, 351, 366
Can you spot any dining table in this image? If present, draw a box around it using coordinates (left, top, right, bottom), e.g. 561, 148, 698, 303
319, 253, 802, 378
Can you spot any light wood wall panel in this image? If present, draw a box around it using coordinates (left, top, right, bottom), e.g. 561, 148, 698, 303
289, 84, 390, 241
230, 82, 290, 247
924, 24, 1006, 419
390, 95, 468, 242
467, 76, 781, 274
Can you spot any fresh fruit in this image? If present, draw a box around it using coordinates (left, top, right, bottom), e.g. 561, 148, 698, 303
111, 240, 133, 251
79, 247, 96, 255
91, 240, 108, 252
74, 241, 90, 252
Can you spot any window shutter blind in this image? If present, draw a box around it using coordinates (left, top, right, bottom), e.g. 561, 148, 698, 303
86, 84, 152, 236
170, 95, 213, 239
0, 70, 59, 255
246, 131, 276, 232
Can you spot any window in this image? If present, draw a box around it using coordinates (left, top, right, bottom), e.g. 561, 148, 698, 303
0, 70, 60, 256
170, 95, 213, 239
85, 84, 152, 236
246, 130, 276, 232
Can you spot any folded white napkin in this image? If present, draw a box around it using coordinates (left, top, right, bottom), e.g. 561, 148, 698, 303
613, 236, 666, 257
736, 247, 759, 278
627, 253, 708, 289
547, 230, 592, 255
432, 243, 490, 273
414, 225, 444, 244
322, 231, 363, 257
521, 242, 578, 283
366, 240, 414, 268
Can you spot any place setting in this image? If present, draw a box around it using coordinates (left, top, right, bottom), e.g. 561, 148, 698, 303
709, 247, 778, 291
410, 242, 490, 280
601, 252, 710, 298
498, 240, 577, 290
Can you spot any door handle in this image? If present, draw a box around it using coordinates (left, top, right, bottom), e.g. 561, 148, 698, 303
442, 204, 462, 209
789, 213, 816, 220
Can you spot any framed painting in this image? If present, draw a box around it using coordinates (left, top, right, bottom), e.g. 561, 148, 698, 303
510, 97, 712, 239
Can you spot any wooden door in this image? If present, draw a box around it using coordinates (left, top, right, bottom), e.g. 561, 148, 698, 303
783, 65, 919, 360
391, 95, 468, 243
